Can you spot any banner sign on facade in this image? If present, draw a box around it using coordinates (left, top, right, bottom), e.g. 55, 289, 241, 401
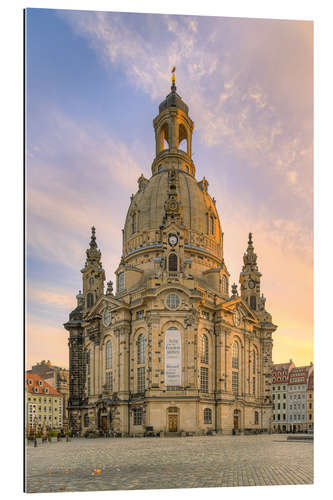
165, 329, 182, 386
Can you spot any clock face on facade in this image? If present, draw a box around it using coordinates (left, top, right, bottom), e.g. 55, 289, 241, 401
103, 308, 111, 327
248, 280, 255, 289
233, 309, 241, 327
168, 234, 178, 246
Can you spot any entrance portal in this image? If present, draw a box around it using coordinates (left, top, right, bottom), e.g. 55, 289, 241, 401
101, 415, 107, 431
234, 409, 240, 430
167, 407, 179, 432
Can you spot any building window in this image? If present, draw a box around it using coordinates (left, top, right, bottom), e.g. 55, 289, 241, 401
209, 215, 214, 235
309, 414, 312, 420
87, 292, 94, 308
106, 341, 112, 369
168, 253, 178, 272
136, 310, 144, 320
232, 342, 239, 369
250, 295, 256, 310
131, 213, 137, 234
204, 408, 212, 424
133, 407, 143, 426
166, 293, 180, 310
221, 275, 228, 294
105, 371, 113, 391
137, 334, 146, 365
252, 377, 256, 396
118, 272, 125, 292
232, 371, 239, 395
253, 350, 256, 374
137, 367, 145, 393
254, 411, 259, 425
87, 377, 91, 396
158, 164, 163, 172
84, 413, 89, 427
200, 334, 209, 364
200, 366, 209, 393
89, 277, 94, 287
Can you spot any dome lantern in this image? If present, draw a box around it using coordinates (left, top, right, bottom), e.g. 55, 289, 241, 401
152, 69, 195, 177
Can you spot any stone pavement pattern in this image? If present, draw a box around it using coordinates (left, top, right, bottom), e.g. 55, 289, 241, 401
25, 435, 313, 493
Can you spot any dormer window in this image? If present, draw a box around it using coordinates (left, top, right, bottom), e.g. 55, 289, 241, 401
118, 272, 125, 292
210, 215, 214, 235
131, 213, 137, 234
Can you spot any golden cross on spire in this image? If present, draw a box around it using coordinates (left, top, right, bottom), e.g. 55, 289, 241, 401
171, 66, 176, 84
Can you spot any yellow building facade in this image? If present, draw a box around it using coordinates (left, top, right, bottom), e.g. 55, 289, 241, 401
25, 373, 63, 432
65, 79, 277, 436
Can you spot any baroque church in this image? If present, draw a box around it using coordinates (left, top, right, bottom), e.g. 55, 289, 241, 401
65, 74, 277, 436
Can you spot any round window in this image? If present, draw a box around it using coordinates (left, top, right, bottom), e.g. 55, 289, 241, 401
166, 293, 180, 310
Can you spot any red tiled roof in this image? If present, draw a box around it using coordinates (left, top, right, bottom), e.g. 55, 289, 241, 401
25, 373, 61, 396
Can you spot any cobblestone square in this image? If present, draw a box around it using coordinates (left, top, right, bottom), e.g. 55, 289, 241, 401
25, 434, 313, 493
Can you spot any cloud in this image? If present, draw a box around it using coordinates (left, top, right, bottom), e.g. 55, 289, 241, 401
27, 108, 145, 274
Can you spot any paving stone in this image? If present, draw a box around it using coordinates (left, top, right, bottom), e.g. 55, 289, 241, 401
25, 435, 313, 493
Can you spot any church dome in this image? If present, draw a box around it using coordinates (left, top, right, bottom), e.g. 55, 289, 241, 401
123, 169, 223, 265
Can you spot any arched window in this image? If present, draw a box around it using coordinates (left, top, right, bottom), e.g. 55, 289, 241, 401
232, 341, 239, 369
178, 123, 188, 153
250, 295, 256, 310
254, 411, 259, 425
168, 253, 178, 272
160, 123, 169, 151
137, 334, 146, 365
221, 275, 228, 294
200, 334, 209, 364
89, 277, 94, 288
87, 293, 94, 308
105, 341, 113, 391
106, 341, 112, 369
204, 408, 212, 424
131, 213, 137, 234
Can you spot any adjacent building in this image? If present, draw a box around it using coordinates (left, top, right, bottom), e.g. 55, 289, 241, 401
272, 360, 295, 432
25, 373, 63, 432
65, 76, 277, 437
272, 361, 313, 432
28, 360, 69, 430
287, 364, 313, 432
307, 371, 314, 431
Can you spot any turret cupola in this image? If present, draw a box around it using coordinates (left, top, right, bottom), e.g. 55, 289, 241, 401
81, 226, 105, 309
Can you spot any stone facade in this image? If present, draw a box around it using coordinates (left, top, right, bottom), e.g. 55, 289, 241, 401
64, 79, 277, 436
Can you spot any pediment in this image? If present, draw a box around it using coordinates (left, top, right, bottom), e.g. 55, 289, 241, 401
85, 294, 128, 320
222, 297, 257, 323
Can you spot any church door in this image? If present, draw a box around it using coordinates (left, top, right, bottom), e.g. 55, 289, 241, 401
101, 416, 107, 431
168, 414, 178, 432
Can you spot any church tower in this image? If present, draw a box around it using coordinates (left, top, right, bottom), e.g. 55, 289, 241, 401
81, 226, 105, 309
239, 232, 268, 315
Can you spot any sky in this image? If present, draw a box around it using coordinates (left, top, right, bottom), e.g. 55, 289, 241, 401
25, 8, 313, 370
